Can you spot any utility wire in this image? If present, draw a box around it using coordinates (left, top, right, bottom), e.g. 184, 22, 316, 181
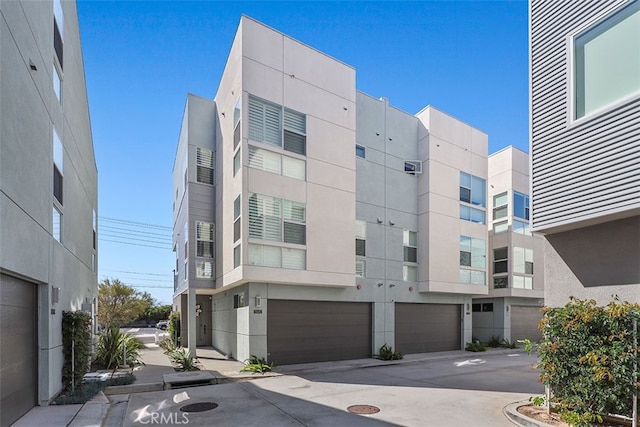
98, 238, 172, 250
101, 269, 172, 277
100, 216, 171, 231
100, 224, 172, 238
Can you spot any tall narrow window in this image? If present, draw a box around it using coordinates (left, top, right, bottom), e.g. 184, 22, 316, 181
233, 97, 241, 149
53, 128, 63, 204
196, 222, 214, 258
92, 209, 97, 250
513, 247, 534, 275
248, 96, 281, 147
459, 236, 486, 285
196, 147, 214, 185
233, 244, 241, 268
355, 220, 366, 256
513, 192, 530, 220
52, 206, 61, 242
283, 200, 306, 245
283, 109, 306, 155
493, 247, 508, 274
403, 230, 418, 281
233, 150, 240, 176
233, 195, 241, 242
53, 64, 61, 102
53, 1, 63, 70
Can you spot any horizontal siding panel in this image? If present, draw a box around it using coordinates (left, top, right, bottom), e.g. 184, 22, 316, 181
530, 0, 640, 230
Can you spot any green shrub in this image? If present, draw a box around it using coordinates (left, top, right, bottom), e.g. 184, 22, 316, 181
61, 311, 92, 391
526, 298, 640, 426
465, 341, 487, 352
378, 344, 403, 360
94, 328, 145, 369
487, 335, 501, 348
500, 339, 517, 349
168, 347, 200, 371
168, 311, 181, 347
105, 373, 136, 386
241, 355, 274, 374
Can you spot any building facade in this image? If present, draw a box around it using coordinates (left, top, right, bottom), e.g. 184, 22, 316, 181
0, 0, 98, 424
472, 147, 544, 343
173, 16, 541, 364
530, 0, 639, 307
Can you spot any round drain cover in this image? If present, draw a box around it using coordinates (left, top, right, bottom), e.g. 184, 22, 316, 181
180, 402, 219, 413
347, 404, 380, 415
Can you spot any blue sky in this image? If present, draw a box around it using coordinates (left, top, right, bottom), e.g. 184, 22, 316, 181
77, 1, 529, 305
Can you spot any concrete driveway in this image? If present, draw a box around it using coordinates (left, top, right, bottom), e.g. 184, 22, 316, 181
123, 350, 542, 426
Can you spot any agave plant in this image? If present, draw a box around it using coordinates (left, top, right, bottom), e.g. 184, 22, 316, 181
168, 347, 200, 371
94, 327, 145, 369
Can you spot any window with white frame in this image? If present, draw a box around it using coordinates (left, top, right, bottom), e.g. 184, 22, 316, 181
52, 206, 62, 242
233, 150, 240, 176
247, 145, 305, 180
493, 247, 508, 274
233, 244, 241, 268
460, 172, 486, 207
459, 236, 486, 285
248, 96, 307, 156
493, 192, 508, 220
513, 247, 534, 275
196, 261, 213, 278
460, 205, 486, 224
248, 244, 306, 270
493, 220, 508, 234
493, 276, 508, 289
574, 1, 640, 120
513, 191, 529, 220
233, 195, 241, 242
196, 147, 214, 185
513, 275, 533, 289
196, 221, 214, 258
248, 194, 305, 245
403, 265, 417, 282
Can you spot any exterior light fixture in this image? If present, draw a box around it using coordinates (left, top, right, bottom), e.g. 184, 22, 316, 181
195, 304, 202, 316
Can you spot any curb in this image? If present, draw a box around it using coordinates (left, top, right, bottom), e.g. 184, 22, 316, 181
503, 401, 550, 427
68, 392, 110, 427
104, 382, 164, 395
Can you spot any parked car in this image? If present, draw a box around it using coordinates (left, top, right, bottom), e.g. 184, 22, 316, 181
156, 320, 168, 330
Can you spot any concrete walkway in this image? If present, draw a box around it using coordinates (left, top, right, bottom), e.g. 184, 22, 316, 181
13, 345, 547, 427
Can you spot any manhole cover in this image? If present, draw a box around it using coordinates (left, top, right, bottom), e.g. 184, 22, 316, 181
347, 404, 380, 415
180, 402, 219, 413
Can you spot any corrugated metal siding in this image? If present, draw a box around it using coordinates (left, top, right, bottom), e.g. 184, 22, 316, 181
530, 0, 640, 231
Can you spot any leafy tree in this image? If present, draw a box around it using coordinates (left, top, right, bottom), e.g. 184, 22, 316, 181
97, 278, 153, 328
137, 304, 172, 324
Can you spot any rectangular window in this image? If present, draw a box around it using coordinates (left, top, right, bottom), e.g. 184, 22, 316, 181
283, 109, 306, 155
233, 150, 240, 176
494, 220, 508, 234
355, 220, 366, 256
233, 97, 242, 149
184, 259, 188, 281
493, 276, 508, 289
248, 96, 307, 156
513, 275, 533, 289
233, 244, 241, 268
233, 293, 245, 309
248, 244, 306, 270
53, 166, 63, 204
513, 220, 531, 236
248, 145, 306, 180
403, 230, 417, 263
460, 236, 486, 285
574, 1, 640, 119
52, 206, 61, 242
53, 15, 63, 70
53, 127, 63, 204
493, 192, 508, 220
196, 221, 214, 258
196, 261, 213, 278
472, 303, 481, 312
53, 64, 61, 102
92, 209, 97, 250
196, 147, 214, 185
355, 145, 365, 158
356, 259, 365, 277
404, 160, 422, 174
403, 265, 417, 282
513, 192, 529, 220
493, 247, 508, 274
234, 195, 241, 242
460, 172, 486, 207
513, 247, 534, 275
460, 205, 486, 224
248, 96, 281, 147
248, 194, 305, 245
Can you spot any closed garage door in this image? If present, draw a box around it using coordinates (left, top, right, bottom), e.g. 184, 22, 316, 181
0, 274, 37, 426
511, 306, 543, 342
395, 303, 461, 354
267, 300, 371, 365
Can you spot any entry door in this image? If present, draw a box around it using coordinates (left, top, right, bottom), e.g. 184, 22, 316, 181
196, 296, 212, 346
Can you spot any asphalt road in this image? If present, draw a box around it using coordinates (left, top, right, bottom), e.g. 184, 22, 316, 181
123, 350, 542, 426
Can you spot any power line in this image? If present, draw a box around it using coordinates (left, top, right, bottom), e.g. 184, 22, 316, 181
100, 224, 172, 238
100, 232, 171, 245
100, 216, 171, 231
101, 269, 173, 277
98, 238, 172, 250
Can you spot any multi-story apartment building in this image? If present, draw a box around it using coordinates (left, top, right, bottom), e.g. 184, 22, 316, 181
173, 16, 541, 364
472, 147, 544, 343
530, 0, 639, 307
0, 0, 98, 424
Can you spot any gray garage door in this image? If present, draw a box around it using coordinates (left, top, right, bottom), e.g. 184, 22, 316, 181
267, 300, 371, 365
0, 274, 37, 426
511, 305, 543, 342
395, 303, 461, 354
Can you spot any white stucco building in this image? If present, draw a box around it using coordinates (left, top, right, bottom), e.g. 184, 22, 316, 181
173, 16, 543, 364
